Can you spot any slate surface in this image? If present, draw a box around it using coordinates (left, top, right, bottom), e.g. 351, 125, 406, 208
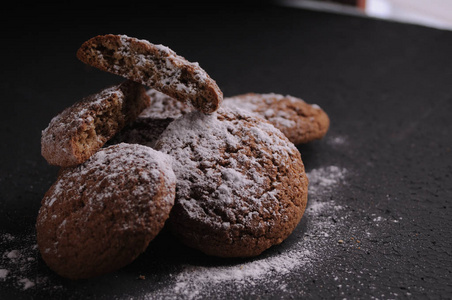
1, 2, 451, 299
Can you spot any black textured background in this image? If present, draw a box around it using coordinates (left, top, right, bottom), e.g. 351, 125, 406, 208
1, 1, 451, 299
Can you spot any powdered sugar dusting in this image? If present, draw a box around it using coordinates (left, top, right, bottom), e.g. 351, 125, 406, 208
41, 143, 174, 213
37, 143, 176, 261
40, 80, 149, 167
223, 93, 327, 144
224, 93, 311, 127
0, 231, 63, 292
139, 89, 193, 119
1, 161, 362, 298
307, 166, 347, 195
146, 164, 349, 299
171, 250, 308, 300
155, 106, 304, 237
0, 268, 9, 279
101, 35, 218, 113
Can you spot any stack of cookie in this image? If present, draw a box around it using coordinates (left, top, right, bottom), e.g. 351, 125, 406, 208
37, 34, 329, 279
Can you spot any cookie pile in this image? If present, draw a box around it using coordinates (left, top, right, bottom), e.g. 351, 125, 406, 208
37, 34, 329, 279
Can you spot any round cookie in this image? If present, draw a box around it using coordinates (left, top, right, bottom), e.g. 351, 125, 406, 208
155, 106, 309, 258
41, 80, 150, 167
36, 143, 176, 279
224, 93, 330, 144
76, 34, 223, 114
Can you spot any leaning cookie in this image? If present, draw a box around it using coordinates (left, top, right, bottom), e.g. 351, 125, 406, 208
36, 143, 176, 279
155, 106, 308, 258
224, 93, 330, 144
76, 34, 223, 114
41, 80, 150, 167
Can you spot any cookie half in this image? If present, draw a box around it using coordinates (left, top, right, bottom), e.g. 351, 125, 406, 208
41, 80, 150, 167
224, 93, 330, 144
76, 34, 223, 114
36, 143, 176, 279
155, 107, 309, 258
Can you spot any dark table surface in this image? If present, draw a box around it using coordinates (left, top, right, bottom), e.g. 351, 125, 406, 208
1, 2, 452, 299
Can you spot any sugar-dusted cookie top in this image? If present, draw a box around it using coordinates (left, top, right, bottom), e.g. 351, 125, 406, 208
76, 34, 223, 114
224, 93, 330, 144
36, 143, 176, 279
41, 80, 149, 167
155, 106, 308, 258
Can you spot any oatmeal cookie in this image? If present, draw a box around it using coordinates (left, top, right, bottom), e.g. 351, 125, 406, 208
41, 80, 149, 167
76, 34, 223, 114
155, 106, 308, 257
224, 93, 330, 144
36, 143, 176, 279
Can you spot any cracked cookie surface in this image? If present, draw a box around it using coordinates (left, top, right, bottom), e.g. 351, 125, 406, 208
36, 143, 176, 279
155, 106, 308, 257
